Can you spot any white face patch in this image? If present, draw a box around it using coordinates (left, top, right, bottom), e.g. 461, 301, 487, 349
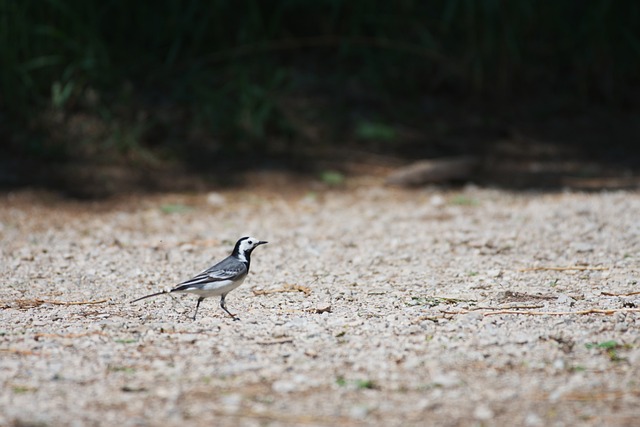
236, 236, 260, 262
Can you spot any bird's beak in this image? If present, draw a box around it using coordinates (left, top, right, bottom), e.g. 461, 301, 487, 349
257, 240, 268, 246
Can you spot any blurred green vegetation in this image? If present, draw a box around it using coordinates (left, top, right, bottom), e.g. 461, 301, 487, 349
1, 0, 639, 173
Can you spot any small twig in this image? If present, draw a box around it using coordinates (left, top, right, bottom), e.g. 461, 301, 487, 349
518, 266, 608, 272
41, 298, 109, 306
486, 308, 640, 316
210, 407, 362, 426
34, 331, 107, 339
442, 308, 640, 316
535, 390, 640, 402
252, 284, 312, 297
276, 307, 332, 315
1, 298, 109, 309
436, 296, 476, 304
601, 291, 640, 297
256, 338, 294, 345
0, 348, 41, 356
478, 304, 546, 311
411, 315, 442, 324
560, 391, 627, 402
441, 304, 545, 313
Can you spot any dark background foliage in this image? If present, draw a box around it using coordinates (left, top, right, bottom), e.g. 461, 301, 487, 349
1, 0, 639, 193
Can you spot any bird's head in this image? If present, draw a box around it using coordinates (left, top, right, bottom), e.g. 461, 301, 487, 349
233, 236, 268, 260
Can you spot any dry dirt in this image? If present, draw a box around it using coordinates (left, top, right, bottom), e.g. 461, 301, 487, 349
1, 180, 639, 426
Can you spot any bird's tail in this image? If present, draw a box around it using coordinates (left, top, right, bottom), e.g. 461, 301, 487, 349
130, 290, 169, 304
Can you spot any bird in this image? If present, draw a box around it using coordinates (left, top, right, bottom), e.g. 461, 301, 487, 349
131, 236, 267, 320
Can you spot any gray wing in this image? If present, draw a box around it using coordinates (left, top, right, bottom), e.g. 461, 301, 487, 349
171, 256, 247, 292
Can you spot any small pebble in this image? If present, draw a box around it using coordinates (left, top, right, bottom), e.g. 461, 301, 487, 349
473, 404, 494, 421
206, 192, 226, 207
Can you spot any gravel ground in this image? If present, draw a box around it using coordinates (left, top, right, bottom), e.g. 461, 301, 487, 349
1, 182, 639, 426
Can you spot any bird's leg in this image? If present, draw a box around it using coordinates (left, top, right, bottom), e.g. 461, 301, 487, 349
220, 294, 239, 321
193, 297, 205, 321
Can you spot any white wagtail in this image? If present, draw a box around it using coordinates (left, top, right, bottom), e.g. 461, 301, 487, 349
131, 236, 267, 320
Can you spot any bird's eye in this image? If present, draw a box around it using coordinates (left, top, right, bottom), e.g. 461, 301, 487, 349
248, 240, 253, 245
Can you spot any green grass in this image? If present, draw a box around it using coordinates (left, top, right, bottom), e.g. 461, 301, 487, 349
355, 379, 377, 390
585, 340, 618, 351
336, 376, 377, 389
320, 170, 346, 186
12, 385, 36, 394
108, 366, 136, 374
585, 340, 630, 362
160, 204, 192, 214
356, 121, 396, 142
450, 196, 479, 206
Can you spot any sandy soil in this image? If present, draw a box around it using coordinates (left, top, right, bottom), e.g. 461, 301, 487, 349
1, 181, 639, 426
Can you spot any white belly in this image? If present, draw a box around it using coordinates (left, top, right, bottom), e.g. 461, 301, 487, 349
180, 276, 246, 298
